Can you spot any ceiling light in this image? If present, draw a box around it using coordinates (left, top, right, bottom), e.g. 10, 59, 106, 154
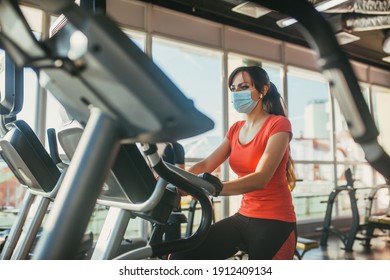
232, 1, 272, 19
277, 0, 348, 28
315, 0, 348, 11
383, 31, 390, 53
277, 18, 298, 28
335, 31, 360, 45
382, 56, 390, 63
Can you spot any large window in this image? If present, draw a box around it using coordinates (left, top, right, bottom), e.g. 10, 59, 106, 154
333, 93, 372, 191
371, 86, 390, 212
372, 86, 390, 156
152, 37, 224, 162
0, 50, 4, 99
18, 69, 39, 130
287, 68, 333, 220
151, 38, 224, 228
288, 69, 381, 220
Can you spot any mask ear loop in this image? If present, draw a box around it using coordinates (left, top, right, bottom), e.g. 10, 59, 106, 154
260, 85, 269, 99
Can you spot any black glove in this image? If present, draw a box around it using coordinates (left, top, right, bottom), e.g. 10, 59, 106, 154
198, 172, 223, 197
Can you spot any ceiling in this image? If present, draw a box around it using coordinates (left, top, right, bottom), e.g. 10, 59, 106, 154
138, 0, 390, 71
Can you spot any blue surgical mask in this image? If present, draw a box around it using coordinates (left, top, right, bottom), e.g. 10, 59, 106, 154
231, 90, 258, 113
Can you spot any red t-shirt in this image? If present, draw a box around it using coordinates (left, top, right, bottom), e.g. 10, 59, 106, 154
226, 115, 296, 222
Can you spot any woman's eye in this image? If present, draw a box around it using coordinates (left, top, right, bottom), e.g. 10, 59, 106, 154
239, 85, 249, 90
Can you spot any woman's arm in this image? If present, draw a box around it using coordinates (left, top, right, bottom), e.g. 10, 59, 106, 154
176, 138, 230, 197
220, 131, 290, 196
188, 137, 231, 175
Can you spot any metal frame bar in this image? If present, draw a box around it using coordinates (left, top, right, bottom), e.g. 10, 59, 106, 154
11, 196, 51, 259
91, 207, 132, 260
0, 192, 35, 260
33, 108, 121, 259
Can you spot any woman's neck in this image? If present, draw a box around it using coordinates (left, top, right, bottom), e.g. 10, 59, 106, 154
245, 108, 269, 128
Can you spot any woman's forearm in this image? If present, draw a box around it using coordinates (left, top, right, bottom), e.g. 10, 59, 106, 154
220, 172, 268, 196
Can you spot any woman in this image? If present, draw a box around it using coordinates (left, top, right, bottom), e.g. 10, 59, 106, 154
171, 66, 296, 260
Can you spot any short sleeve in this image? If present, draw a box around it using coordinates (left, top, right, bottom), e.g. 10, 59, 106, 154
269, 116, 293, 141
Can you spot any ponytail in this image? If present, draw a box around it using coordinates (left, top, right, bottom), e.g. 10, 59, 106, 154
264, 82, 296, 191
287, 157, 296, 191
262, 82, 286, 116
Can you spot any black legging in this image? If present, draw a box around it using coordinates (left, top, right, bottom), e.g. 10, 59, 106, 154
170, 213, 297, 260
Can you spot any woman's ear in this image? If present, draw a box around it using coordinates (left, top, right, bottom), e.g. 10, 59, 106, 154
263, 85, 269, 95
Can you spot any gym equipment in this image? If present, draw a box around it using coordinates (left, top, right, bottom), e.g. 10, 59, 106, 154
56, 123, 177, 259
0, 0, 216, 259
162, 142, 186, 242
0, 228, 9, 253
362, 182, 390, 247
317, 168, 366, 252
0, 94, 94, 260
0, 51, 63, 259
113, 143, 221, 260
0, 126, 58, 261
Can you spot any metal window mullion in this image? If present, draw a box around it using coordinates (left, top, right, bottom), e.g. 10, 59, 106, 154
221, 25, 229, 219
34, 11, 50, 142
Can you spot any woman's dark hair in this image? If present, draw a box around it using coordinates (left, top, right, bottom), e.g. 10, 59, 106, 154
228, 66, 296, 190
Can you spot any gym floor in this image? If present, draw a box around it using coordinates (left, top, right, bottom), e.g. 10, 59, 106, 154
301, 232, 390, 260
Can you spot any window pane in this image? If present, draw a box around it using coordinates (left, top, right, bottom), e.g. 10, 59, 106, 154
372, 87, 390, 155
334, 84, 370, 165
0, 157, 26, 231
1, 54, 38, 129
152, 37, 223, 159
288, 69, 331, 161
46, 92, 65, 134
334, 99, 366, 163
0, 50, 4, 99
360, 84, 371, 111
0, 160, 25, 209
287, 69, 334, 221
122, 29, 146, 51
17, 68, 38, 130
